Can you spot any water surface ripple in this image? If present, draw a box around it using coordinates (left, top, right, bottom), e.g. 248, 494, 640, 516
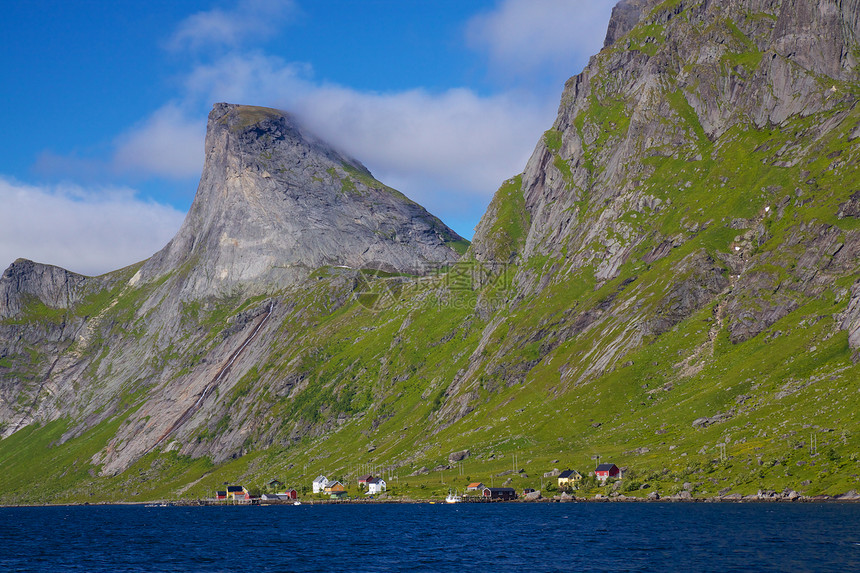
1, 503, 858, 572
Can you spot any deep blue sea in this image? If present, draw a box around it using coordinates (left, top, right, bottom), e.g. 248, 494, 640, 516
1, 502, 859, 572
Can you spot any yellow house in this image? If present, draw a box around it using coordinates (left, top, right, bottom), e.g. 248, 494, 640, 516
325, 481, 346, 493
557, 470, 582, 488
226, 485, 249, 500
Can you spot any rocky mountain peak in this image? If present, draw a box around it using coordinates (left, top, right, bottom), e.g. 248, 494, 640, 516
603, 0, 650, 48
138, 103, 465, 296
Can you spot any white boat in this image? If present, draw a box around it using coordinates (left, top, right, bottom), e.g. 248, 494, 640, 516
293, 501, 301, 505
445, 492, 461, 504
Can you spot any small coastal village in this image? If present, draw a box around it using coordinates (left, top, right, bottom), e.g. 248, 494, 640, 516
205, 460, 856, 505
211, 462, 623, 504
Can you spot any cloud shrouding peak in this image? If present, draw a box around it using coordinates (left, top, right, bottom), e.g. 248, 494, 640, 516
181, 52, 557, 210
167, 0, 297, 52
467, 0, 617, 81
0, 178, 185, 276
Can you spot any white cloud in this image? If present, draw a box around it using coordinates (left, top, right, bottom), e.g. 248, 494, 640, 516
183, 53, 311, 104
291, 84, 551, 200
112, 104, 205, 179
466, 0, 617, 81
184, 53, 553, 191
177, 52, 557, 230
167, 0, 297, 52
0, 178, 185, 276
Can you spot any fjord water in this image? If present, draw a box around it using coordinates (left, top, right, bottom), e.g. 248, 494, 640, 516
1, 503, 859, 572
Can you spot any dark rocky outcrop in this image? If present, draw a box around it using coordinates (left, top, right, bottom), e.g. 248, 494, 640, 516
643, 251, 730, 336
0, 259, 102, 319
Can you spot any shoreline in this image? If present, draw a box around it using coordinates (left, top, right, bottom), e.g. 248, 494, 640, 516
3, 491, 859, 508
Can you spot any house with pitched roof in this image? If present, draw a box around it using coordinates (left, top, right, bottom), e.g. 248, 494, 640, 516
482, 487, 517, 501
325, 481, 347, 499
325, 481, 346, 493
226, 485, 250, 501
595, 463, 620, 482
367, 477, 386, 494
260, 489, 298, 502
313, 475, 329, 494
558, 469, 582, 488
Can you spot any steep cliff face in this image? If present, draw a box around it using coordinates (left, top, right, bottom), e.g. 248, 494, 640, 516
483, 0, 859, 265
455, 0, 859, 447
141, 104, 464, 298
0, 260, 125, 433
470, 0, 860, 365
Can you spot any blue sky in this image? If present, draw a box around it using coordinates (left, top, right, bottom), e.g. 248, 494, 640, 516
1, 0, 616, 275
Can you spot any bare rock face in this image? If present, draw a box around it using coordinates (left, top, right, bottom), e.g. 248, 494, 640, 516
0, 260, 122, 437
643, 251, 730, 337
603, 0, 649, 48
140, 103, 463, 297
460, 0, 859, 399
842, 280, 860, 351
504, 0, 859, 271
470, 0, 860, 288
770, 0, 860, 81
0, 259, 100, 319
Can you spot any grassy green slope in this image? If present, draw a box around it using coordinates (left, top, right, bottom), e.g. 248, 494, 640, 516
1, 230, 858, 503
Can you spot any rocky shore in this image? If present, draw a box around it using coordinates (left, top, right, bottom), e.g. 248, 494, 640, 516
535, 488, 860, 503
5, 489, 860, 508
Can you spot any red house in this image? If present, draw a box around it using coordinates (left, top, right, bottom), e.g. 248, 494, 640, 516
595, 463, 620, 482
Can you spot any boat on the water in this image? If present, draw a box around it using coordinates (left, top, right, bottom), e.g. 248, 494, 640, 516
445, 491, 461, 504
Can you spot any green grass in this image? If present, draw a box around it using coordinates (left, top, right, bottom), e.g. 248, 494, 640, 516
446, 239, 471, 256
625, 23, 666, 56
482, 175, 529, 261
227, 105, 284, 131
3, 294, 68, 325
543, 129, 562, 152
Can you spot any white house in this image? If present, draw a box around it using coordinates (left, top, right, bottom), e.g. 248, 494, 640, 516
313, 475, 329, 494
367, 477, 386, 494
